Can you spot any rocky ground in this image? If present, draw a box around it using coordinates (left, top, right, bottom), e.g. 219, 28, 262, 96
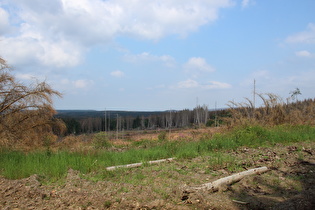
1, 141, 315, 209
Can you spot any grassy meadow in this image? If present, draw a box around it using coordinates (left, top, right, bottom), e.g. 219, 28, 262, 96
1, 124, 314, 182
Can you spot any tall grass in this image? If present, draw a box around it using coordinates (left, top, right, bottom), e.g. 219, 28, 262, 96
0, 150, 97, 181
227, 94, 315, 127
1, 124, 314, 181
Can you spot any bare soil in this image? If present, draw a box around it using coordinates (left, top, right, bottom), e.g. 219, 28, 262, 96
1, 141, 315, 209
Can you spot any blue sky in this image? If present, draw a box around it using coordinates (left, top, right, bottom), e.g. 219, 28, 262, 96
0, 0, 314, 111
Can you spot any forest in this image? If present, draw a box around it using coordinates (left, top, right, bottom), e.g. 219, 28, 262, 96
55, 107, 228, 135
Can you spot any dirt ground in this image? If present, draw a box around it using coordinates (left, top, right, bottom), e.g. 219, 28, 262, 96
1, 141, 315, 210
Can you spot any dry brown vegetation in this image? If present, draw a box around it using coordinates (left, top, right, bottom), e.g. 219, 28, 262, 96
0, 57, 65, 149
227, 93, 315, 127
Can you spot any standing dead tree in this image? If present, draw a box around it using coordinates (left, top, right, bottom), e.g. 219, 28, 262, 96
0, 57, 64, 146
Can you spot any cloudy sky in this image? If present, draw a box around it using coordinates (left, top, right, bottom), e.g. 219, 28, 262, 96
0, 0, 314, 111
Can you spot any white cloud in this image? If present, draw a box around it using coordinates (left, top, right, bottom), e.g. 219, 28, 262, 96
174, 79, 230, 89
185, 57, 215, 72
155, 84, 166, 89
0, 7, 10, 35
54, 78, 94, 93
39, 41, 83, 68
118, 0, 233, 39
241, 0, 249, 8
60, 78, 70, 85
184, 57, 215, 78
0, 32, 83, 69
15, 73, 46, 82
73, 79, 93, 89
285, 23, 315, 44
295, 50, 312, 57
110, 70, 125, 78
177, 79, 199, 88
241, 0, 255, 9
204, 81, 231, 89
0, 0, 233, 69
124, 52, 176, 67
15, 73, 38, 81
147, 84, 167, 90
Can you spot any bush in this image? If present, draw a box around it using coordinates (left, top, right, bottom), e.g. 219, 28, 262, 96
158, 131, 167, 141
0, 56, 64, 146
93, 132, 111, 149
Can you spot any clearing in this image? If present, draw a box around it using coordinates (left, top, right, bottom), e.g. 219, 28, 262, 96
1, 140, 315, 209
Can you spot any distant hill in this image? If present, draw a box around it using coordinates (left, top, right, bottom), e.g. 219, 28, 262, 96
55, 110, 164, 119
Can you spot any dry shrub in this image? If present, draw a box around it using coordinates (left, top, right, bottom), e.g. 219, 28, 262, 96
3, 134, 59, 152
227, 93, 315, 127
0, 56, 65, 150
57, 134, 93, 151
0, 137, 11, 149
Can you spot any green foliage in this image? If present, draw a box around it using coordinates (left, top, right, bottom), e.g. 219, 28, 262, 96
133, 116, 141, 129
1, 125, 314, 182
132, 139, 156, 148
290, 88, 301, 101
93, 132, 111, 149
231, 125, 270, 145
0, 150, 91, 180
175, 142, 199, 159
43, 135, 54, 156
103, 200, 112, 208
62, 118, 81, 135
207, 152, 243, 172
158, 131, 167, 141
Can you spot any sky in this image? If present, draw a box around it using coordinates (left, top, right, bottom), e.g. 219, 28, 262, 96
0, 0, 315, 111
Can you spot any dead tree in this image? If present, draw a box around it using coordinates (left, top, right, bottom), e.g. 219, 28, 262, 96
0, 57, 64, 144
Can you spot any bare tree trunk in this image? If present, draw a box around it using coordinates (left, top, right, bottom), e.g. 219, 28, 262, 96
203, 104, 208, 124
108, 111, 111, 131
116, 114, 118, 139
183, 166, 268, 193
104, 110, 109, 132
106, 158, 175, 171
141, 115, 145, 130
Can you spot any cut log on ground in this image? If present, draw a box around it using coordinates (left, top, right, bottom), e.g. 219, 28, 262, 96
106, 158, 175, 171
184, 166, 269, 193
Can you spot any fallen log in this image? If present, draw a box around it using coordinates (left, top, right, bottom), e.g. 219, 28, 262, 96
232, 199, 249, 205
184, 166, 268, 193
106, 158, 175, 171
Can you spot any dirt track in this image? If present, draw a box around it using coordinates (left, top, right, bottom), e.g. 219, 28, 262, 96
1, 141, 315, 209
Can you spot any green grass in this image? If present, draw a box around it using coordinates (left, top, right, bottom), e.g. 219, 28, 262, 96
0, 150, 97, 181
207, 152, 241, 171
1, 124, 315, 181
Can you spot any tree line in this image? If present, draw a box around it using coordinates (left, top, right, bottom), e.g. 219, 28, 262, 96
59, 106, 229, 135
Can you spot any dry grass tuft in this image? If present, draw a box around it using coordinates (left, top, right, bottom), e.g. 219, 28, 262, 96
227, 94, 315, 127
